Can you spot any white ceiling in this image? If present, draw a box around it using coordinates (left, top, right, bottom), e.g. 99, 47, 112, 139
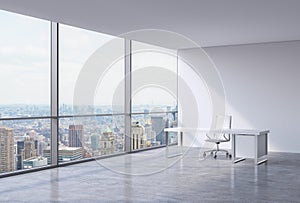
1, 0, 300, 49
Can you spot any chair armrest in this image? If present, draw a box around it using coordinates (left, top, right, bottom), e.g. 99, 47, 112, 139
223, 134, 230, 141
206, 133, 212, 139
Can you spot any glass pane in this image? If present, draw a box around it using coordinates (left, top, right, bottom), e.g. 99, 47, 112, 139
131, 112, 178, 150
132, 41, 177, 113
59, 24, 125, 115
59, 115, 125, 163
0, 119, 51, 174
0, 10, 50, 118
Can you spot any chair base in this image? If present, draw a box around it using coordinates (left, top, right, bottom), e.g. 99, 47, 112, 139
203, 148, 232, 159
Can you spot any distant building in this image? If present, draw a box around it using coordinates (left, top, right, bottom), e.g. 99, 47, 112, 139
131, 122, 146, 150
0, 127, 14, 173
60, 133, 69, 146
38, 141, 48, 156
69, 125, 84, 147
115, 134, 124, 152
68, 125, 84, 157
22, 137, 38, 161
151, 116, 165, 145
16, 137, 38, 170
91, 134, 100, 151
16, 141, 24, 170
43, 146, 82, 164
172, 105, 178, 122
99, 127, 116, 155
143, 109, 149, 120
144, 119, 156, 147
23, 157, 47, 169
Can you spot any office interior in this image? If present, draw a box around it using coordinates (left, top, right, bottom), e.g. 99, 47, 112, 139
0, 0, 299, 202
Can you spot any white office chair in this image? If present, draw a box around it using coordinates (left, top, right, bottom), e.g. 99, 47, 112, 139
203, 115, 232, 159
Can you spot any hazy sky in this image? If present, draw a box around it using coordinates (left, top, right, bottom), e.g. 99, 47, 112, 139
0, 10, 177, 107
0, 10, 50, 105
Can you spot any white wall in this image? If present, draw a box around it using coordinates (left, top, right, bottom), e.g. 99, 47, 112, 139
177, 52, 213, 148
179, 41, 300, 153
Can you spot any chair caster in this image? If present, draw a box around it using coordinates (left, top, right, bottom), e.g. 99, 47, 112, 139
213, 154, 217, 159
228, 154, 232, 159
210, 151, 214, 155
226, 152, 229, 157
203, 152, 206, 157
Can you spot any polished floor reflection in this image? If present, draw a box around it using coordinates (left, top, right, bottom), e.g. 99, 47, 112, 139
0, 148, 299, 202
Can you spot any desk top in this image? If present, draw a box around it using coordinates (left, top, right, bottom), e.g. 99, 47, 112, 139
164, 127, 270, 135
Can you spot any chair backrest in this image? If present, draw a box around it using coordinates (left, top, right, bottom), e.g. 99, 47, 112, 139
206, 115, 232, 140
214, 115, 232, 130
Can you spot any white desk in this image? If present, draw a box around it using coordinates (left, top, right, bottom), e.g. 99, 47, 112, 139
230, 129, 269, 165
164, 127, 270, 165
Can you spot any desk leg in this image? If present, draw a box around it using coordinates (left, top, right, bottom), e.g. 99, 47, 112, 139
232, 134, 246, 164
255, 134, 258, 164
255, 133, 268, 165
232, 134, 235, 163
180, 131, 183, 154
165, 131, 169, 158
167, 130, 183, 158
266, 132, 268, 155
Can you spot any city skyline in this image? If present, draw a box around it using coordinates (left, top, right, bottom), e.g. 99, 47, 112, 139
0, 106, 177, 174
0, 103, 177, 119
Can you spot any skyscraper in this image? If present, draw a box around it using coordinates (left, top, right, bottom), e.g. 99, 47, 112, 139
99, 126, 116, 155
16, 141, 24, 170
172, 105, 178, 123
131, 122, 146, 150
22, 137, 38, 161
68, 125, 84, 157
151, 116, 165, 145
143, 109, 149, 120
144, 119, 156, 147
0, 127, 14, 173
17, 137, 38, 170
91, 134, 100, 151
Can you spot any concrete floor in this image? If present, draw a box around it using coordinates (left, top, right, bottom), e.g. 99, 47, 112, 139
0, 147, 300, 202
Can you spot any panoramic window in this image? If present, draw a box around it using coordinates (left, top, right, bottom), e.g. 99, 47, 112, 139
59, 24, 125, 162
0, 10, 51, 173
0, 9, 179, 176
131, 41, 178, 150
